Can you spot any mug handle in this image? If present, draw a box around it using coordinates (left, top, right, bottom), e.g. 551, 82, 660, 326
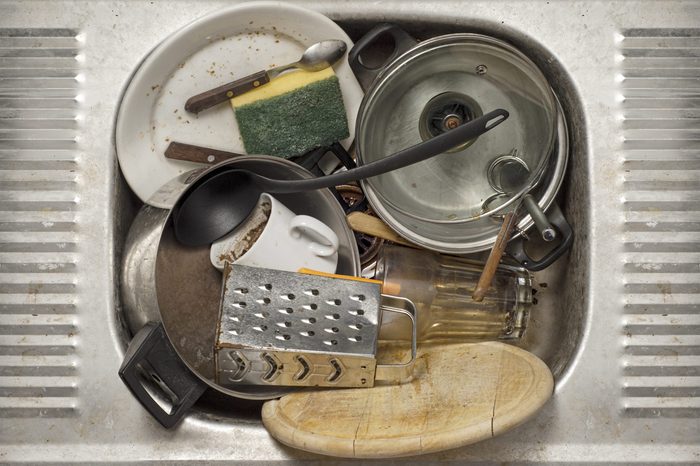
289, 215, 339, 257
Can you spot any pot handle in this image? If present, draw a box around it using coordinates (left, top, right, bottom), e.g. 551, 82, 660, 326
349, 23, 418, 91
506, 203, 573, 271
118, 322, 208, 428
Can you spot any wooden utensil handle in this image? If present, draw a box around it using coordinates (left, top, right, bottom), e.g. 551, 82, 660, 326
184, 69, 270, 113
346, 212, 416, 248
472, 211, 517, 302
164, 141, 244, 165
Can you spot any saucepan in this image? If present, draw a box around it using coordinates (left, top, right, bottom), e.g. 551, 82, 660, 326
349, 24, 573, 269
119, 156, 362, 427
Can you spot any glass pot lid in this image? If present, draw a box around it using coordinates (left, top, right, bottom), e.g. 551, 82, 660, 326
356, 34, 558, 224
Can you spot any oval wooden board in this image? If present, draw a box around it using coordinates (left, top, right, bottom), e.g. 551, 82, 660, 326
262, 341, 553, 458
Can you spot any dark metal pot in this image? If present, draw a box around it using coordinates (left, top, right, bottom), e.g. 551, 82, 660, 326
119, 156, 361, 427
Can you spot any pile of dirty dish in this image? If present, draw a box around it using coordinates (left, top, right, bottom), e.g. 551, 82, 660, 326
116, 2, 572, 459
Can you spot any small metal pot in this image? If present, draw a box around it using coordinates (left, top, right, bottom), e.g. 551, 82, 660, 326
119, 156, 361, 427
349, 24, 572, 268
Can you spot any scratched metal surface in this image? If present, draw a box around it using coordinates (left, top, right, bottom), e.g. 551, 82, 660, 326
0, 0, 699, 463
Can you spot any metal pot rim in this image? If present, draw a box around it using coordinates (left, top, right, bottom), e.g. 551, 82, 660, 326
355, 32, 566, 253
363, 98, 568, 254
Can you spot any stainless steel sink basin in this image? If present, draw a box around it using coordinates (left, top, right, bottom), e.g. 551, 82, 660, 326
1, 0, 698, 462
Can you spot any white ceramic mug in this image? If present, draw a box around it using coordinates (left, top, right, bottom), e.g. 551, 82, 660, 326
210, 193, 339, 273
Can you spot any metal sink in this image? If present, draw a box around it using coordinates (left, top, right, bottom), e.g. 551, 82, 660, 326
1, 0, 699, 462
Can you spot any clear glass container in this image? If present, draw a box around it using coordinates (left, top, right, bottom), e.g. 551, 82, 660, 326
376, 244, 532, 343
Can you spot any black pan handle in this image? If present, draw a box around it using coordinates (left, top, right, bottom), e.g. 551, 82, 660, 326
118, 322, 207, 428
349, 23, 417, 91
506, 203, 573, 271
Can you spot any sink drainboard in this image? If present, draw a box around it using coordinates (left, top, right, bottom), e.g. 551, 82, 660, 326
0, 27, 82, 419
620, 28, 700, 418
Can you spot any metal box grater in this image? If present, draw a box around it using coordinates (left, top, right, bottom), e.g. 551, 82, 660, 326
215, 264, 416, 388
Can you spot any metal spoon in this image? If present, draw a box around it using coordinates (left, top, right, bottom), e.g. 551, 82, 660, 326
268, 40, 347, 77
184, 40, 347, 114
173, 109, 509, 246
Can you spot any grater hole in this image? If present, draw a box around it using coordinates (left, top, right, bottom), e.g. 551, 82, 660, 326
304, 289, 320, 296
349, 323, 363, 330
351, 294, 366, 302
228, 315, 240, 322
254, 311, 270, 318
308, 317, 317, 324
227, 328, 240, 336
275, 334, 291, 341
326, 313, 341, 320
328, 359, 342, 382
284, 321, 292, 327
261, 353, 278, 381
281, 293, 296, 301
234, 287, 249, 294
256, 297, 271, 305
325, 327, 340, 333
279, 308, 294, 314
253, 325, 268, 332
348, 309, 365, 316
233, 302, 247, 308
349, 335, 362, 342
303, 303, 318, 311
300, 330, 315, 337
259, 283, 273, 291
225, 351, 248, 381
294, 356, 310, 381
326, 299, 342, 306
323, 339, 339, 346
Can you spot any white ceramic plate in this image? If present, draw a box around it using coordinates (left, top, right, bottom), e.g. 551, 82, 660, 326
116, 2, 362, 207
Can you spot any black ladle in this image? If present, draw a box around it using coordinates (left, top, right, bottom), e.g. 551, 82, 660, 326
174, 108, 509, 246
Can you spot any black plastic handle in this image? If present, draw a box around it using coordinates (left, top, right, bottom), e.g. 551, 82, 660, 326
118, 322, 207, 428
248, 108, 508, 193
349, 23, 418, 91
506, 203, 573, 271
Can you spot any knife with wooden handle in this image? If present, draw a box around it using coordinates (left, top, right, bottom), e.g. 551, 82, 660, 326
184, 70, 270, 114
164, 141, 244, 165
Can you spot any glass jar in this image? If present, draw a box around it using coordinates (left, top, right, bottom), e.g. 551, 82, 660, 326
376, 244, 532, 343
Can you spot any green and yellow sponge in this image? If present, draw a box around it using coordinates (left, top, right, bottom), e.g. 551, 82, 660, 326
231, 68, 349, 158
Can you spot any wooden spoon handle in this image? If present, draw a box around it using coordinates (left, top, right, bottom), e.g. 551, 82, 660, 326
346, 212, 416, 248
164, 141, 244, 165
472, 211, 517, 302
184, 69, 270, 113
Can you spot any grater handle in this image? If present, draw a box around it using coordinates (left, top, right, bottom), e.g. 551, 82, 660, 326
375, 295, 417, 384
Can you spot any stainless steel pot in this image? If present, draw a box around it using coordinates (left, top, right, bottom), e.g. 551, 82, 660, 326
119, 156, 362, 427
349, 24, 572, 266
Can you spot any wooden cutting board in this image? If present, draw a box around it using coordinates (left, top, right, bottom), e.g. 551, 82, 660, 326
261, 342, 553, 458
